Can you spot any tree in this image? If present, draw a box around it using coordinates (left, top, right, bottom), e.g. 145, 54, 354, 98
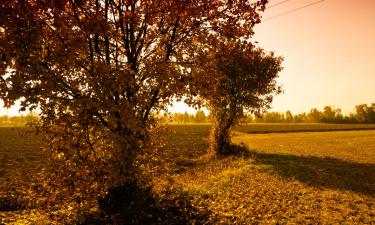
307, 108, 321, 123
322, 106, 335, 123
172, 112, 184, 123
285, 110, 293, 123
355, 104, 368, 123
182, 111, 191, 123
193, 40, 282, 155
194, 109, 206, 123
0, 0, 269, 217
365, 103, 375, 123
334, 107, 344, 123
0, 115, 9, 125
263, 112, 285, 123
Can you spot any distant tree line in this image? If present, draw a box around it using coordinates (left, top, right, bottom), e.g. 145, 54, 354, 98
243, 104, 375, 124
4, 104, 374, 125
170, 110, 209, 124
170, 104, 375, 124
0, 114, 37, 126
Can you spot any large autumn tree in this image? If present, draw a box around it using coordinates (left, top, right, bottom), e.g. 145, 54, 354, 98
193, 40, 283, 155
0, 0, 269, 214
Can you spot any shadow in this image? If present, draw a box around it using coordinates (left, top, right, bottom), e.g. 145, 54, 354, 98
215, 143, 253, 159
172, 159, 199, 174
81, 185, 211, 225
0, 196, 27, 212
250, 151, 375, 196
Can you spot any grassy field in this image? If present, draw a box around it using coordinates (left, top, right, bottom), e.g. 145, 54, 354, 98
0, 127, 43, 190
0, 128, 47, 224
237, 123, 375, 133
1, 124, 374, 224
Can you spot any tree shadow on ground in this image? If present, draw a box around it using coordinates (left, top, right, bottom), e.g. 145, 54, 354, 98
249, 150, 375, 196
81, 184, 211, 225
0, 196, 26, 212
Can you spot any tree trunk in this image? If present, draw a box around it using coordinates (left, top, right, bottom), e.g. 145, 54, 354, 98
209, 125, 231, 156
209, 108, 235, 156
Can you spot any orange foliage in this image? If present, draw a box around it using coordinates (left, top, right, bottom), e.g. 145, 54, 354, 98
0, 0, 269, 219
192, 40, 283, 155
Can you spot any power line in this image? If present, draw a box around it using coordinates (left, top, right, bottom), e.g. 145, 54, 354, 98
267, 0, 294, 9
263, 0, 325, 22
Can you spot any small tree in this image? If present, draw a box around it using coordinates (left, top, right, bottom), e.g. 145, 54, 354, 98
193, 40, 283, 155
285, 110, 293, 123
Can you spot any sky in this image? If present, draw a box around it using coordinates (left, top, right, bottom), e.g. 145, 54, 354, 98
171, 0, 375, 115
252, 0, 375, 114
1, 0, 374, 116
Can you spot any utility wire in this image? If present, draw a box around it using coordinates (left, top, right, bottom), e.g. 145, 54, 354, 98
263, 0, 325, 21
267, 0, 294, 9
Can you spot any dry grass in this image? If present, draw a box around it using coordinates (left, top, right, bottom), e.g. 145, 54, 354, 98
238, 123, 375, 134
1, 125, 375, 224
233, 130, 375, 164
0, 127, 44, 195
162, 126, 375, 224
0, 128, 48, 224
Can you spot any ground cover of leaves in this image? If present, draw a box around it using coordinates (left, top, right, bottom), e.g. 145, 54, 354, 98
1, 125, 374, 224
159, 125, 375, 224
0, 127, 49, 224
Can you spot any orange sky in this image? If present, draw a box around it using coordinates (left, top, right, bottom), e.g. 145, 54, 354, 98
253, 0, 375, 114
1, 0, 374, 116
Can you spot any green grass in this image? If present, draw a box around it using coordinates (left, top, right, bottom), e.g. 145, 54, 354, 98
1, 125, 375, 224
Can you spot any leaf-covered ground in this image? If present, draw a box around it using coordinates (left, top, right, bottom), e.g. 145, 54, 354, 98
0, 128, 48, 224
159, 126, 375, 224
1, 125, 374, 224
